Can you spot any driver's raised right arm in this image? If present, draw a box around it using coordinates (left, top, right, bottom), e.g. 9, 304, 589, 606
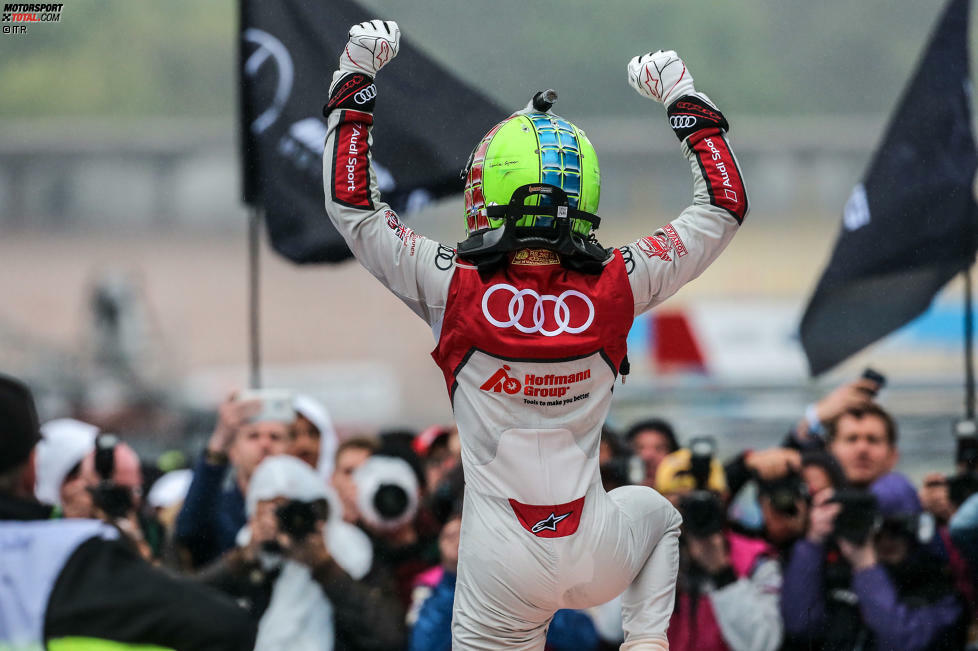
321, 21, 453, 329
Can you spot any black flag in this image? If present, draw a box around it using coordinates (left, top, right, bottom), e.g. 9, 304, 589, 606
799, 0, 978, 375
240, 1, 506, 263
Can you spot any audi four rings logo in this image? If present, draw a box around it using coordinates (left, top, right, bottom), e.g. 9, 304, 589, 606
354, 85, 377, 104
670, 115, 697, 129
481, 283, 595, 336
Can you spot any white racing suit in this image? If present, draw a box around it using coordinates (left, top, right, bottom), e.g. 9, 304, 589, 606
323, 105, 747, 650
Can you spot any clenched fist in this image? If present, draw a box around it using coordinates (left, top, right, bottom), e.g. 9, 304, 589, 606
627, 50, 695, 106
339, 19, 400, 77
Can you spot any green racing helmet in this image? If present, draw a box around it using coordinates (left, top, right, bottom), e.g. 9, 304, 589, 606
462, 110, 601, 238
458, 93, 609, 272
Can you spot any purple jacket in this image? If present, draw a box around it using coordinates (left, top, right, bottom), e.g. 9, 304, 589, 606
781, 539, 961, 650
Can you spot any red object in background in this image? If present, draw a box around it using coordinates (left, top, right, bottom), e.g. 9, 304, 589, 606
652, 311, 707, 372
413, 425, 449, 457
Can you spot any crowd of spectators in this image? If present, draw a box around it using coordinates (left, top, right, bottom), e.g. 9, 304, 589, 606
9, 371, 978, 650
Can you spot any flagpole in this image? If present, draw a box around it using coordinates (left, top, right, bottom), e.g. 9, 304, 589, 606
248, 206, 262, 389
966, 267, 975, 419
239, 0, 261, 389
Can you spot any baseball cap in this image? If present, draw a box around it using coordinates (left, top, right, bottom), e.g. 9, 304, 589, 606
0, 375, 41, 474
246, 455, 328, 517
147, 468, 194, 510
412, 425, 450, 457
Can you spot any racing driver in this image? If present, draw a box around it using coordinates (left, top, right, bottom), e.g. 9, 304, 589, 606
322, 20, 748, 651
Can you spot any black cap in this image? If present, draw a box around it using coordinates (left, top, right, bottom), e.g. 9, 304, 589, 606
0, 374, 41, 473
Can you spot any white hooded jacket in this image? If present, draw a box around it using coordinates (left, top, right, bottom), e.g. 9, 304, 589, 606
243, 455, 372, 651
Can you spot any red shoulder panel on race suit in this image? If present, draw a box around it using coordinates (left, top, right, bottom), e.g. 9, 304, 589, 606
431, 250, 633, 537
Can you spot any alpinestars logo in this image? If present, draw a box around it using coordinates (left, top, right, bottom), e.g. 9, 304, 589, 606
642, 67, 662, 101
531, 511, 571, 533
480, 365, 522, 394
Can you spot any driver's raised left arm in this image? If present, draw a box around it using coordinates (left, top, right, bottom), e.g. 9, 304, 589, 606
620, 51, 747, 315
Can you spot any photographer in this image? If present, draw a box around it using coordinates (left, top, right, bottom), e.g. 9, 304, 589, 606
781, 474, 964, 650
415, 425, 465, 526
625, 418, 680, 487
331, 436, 379, 523
354, 452, 440, 607
292, 393, 339, 478
938, 429, 978, 644
597, 425, 638, 493
82, 433, 161, 560
656, 442, 783, 651
940, 421, 978, 557
0, 374, 256, 650
176, 390, 293, 568
36, 419, 161, 560
951, 491, 978, 567
198, 455, 405, 650
750, 452, 846, 561
824, 404, 902, 490
755, 472, 809, 559
801, 450, 848, 496
921, 472, 957, 525
790, 376, 883, 449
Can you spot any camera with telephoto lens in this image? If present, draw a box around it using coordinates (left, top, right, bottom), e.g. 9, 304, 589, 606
275, 499, 329, 541
758, 473, 809, 517
877, 511, 936, 545
89, 433, 133, 519
355, 455, 420, 533
600, 455, 645, 489
682, 491, 727, 537
829, 490, 880, 545
678, 437, 726, 538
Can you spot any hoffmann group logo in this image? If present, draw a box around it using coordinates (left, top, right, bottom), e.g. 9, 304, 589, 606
2, 3, 63, 34
480, 364, 592, 404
